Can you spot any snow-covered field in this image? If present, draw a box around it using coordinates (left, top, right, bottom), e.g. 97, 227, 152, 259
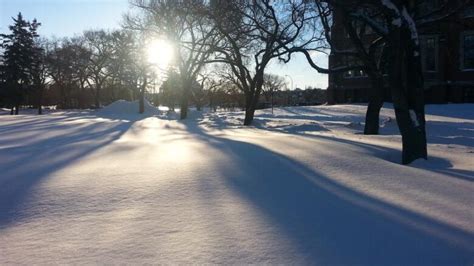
0, 102, 473, 264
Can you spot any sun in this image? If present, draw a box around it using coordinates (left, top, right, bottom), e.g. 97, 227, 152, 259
146, 39, 174, 68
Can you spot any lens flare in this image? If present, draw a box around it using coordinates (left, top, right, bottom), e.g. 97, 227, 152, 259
146, 39, 174, 68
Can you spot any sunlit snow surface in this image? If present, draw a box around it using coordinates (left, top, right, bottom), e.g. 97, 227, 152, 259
0, 103, 473, 264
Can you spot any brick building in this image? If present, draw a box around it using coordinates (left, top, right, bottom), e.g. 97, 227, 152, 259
327, 1, 474, 104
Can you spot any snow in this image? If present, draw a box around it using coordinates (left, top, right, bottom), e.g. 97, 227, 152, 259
381, 0, 400, 17
409, 109, 420, 127
391, 18, 402, 26
381, 0, 403, 27
0, 103, 473, 264
96, 99, 160, 116
379, 1, 420, 45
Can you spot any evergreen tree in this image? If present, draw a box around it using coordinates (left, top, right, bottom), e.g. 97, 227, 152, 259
0, 12, 40, 114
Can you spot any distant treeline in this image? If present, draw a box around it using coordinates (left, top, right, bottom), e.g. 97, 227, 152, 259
0, 10, 292, 116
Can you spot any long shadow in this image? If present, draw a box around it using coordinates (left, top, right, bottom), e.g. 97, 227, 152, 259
177, 119, 474, 264
262, 116, 473, 148
426, 121, 474, 147
0, 113, 93, 134
197, 111, 473, 182
202, 104, 474, 148
300, 133, 474, 182
278, 126, 473, 182
425, 104, 474, 121
0, 112, 143, 228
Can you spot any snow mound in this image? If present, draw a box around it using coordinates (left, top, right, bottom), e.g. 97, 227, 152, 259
97, 100, 160, 116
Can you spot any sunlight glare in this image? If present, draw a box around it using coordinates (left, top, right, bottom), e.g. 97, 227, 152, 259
146, 39, 174, 68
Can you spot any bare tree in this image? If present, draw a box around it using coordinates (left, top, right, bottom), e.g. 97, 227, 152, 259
46, 39, 81, 109
310, 2, 387, 134
332, 0, 465, 163
84, 30, 114, 108
262, 73, 287, 114
209, 0, 327, 125
378, 0, 427, 164
69, 37, 92, 108
195, 69, 226, 112
130, 0, 219, 119
194, 74, 209, 111
108, 30, 153, 113
160, 70, 182, 112
289, 1, 427, 164
30, 38, 49, 114
306, 0, 467, 164
314, 0, 468, 137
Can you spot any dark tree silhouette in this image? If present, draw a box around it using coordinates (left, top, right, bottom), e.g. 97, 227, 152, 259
46, 39, 86, 109
160, 71, 182, 112
30, 38, 49, 114
306, 0, 431, 164
0, 13, 40, 114
209, 0, 326, 125
84, 30, 114, 108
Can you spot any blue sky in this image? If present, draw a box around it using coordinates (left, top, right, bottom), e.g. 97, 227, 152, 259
0, 0, 328, 89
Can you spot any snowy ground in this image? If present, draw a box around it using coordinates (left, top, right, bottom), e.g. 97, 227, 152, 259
0, 103, 473, 264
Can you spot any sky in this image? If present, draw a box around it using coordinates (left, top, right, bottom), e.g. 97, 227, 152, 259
0, 0, 329, 89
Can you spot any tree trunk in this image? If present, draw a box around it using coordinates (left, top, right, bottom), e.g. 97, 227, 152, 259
37, 86, 43, 115
10, 107, 14, 115
244, 107, 256, 125
95, 87, 101, 109
139, 77, 147, 114
243, 90, 259, 126
139, 90, 145, 114
388, 27, 427, 165
209, 92, 214, 112
180, 101, 188, 119
244, 72, 265, 126
14, 103, 19, 115
180, 80, 191, 120
271, 89, 274, 114
364, 75, 384, 135
79, 83, 86, 109
60, 86, 65, 109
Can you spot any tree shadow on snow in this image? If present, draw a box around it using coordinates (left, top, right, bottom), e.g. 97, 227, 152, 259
195, 111, 473, 182
175, 119, 474, 265
0, 112, 145, 228
309, 134, 474, 183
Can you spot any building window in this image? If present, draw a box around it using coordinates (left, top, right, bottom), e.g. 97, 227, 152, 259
464, 5, 474, 18
344, 69, 366, 78
461, 32, 474, 70
420, 35, 438, 72
344, 70, 354, 78
353, 69, 366, 77
341, 57, 367, 78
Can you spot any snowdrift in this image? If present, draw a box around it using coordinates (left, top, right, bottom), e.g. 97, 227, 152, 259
0, 103, 473, 264
97, 100, 160, 116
